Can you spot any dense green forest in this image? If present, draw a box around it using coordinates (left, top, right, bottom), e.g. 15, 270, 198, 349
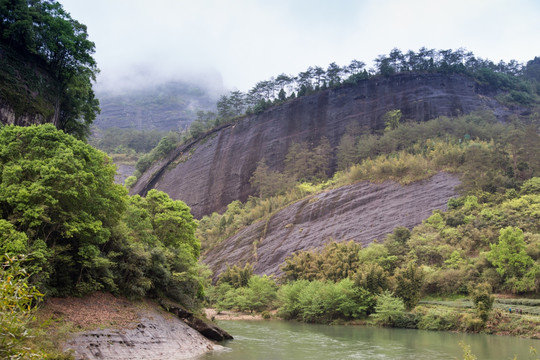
0, 124, 205, 358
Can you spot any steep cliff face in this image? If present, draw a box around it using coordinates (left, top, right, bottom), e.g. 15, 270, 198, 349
0, 43, 57, 126
131, 73, 509, 218
202, 172, 460, 278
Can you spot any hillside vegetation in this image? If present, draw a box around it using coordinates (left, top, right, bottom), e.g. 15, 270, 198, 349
130, 48, 540, 218
203, 109, 540, 335
0, 124, 206, 357
184, 48, 540, 141
198, 111, 540, 253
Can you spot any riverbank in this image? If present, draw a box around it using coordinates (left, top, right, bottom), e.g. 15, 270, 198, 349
36, 292, 217, 359
205, 308, 268, 321
204, 304, 540, 339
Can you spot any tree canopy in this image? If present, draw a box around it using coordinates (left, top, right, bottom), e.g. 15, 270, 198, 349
0, 125, 202, 303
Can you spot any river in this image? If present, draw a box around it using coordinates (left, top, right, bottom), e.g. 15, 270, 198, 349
199, 320, 539, 360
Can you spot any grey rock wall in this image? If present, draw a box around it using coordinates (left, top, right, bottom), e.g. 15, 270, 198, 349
131, 73, 507, 218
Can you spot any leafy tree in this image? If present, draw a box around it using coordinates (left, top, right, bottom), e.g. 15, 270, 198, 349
487, 227, 533, 280
470, 282, 494, 323
521, 177, 540, 195
369, 290, 405, 326
218, 263, 254, 288
346, 59, 366, 75
326, 62, 343, 86
337, 133, 358, 171
277, 279, 310, 319
277, 88, 287, 101
114, 191, 202, 304
383, 109, 402, 131
0, 255, 45, 359
244, 275, 278, 312
0, 124, 126, 295
250, 159, 292, 198
394, 262, 425, 310
354, 263, 390, 295
284, 139, 332, 183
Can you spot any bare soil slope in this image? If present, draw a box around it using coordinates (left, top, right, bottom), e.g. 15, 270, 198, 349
203, 173, 460, 278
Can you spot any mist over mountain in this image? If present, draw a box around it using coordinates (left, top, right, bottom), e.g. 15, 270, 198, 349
94, 80, 220, 132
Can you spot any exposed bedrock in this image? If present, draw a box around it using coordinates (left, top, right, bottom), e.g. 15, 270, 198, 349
131, 73, 508, 218
203, 173, 460, 279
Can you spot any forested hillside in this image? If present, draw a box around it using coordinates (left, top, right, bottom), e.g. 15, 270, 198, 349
2, 0, 540, 352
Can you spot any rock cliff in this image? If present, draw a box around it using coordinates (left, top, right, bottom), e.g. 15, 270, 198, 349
131, 73, 509, 218
0, 43, 58, 127
202, 172, 460, 278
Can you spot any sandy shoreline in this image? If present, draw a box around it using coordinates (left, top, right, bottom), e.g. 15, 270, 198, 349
204, 308, 266, 321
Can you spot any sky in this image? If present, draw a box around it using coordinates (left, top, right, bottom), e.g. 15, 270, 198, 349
59, 0, 540, 94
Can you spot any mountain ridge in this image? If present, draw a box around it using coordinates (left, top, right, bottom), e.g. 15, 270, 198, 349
131, 72, 513, 218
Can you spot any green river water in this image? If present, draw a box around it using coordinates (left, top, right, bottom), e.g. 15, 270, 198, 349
199, 320, 539, 360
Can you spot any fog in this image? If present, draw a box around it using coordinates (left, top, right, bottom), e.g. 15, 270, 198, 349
59, 0, 540, 94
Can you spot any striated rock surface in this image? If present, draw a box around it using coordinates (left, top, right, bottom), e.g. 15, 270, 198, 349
161, 301, 233, 341
131, 73, 509, 218
203, 172, 460, 279
64, 307, 216, 360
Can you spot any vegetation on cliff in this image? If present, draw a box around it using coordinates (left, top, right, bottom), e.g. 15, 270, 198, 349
183, 48, 540, 141
0, 0, 99, 139
206, 177, 540, 335
197, 111, 540, 252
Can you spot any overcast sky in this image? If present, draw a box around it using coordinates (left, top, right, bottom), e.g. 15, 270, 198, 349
59, 0, 540, 94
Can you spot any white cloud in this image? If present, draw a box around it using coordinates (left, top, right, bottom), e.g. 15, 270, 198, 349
59, 0, 540, 93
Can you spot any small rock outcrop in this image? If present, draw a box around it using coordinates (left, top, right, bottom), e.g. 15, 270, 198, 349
131, 73, 509, 218
203, 172, 460, 279
64, 307, 216, 360
161, 302, 233, 341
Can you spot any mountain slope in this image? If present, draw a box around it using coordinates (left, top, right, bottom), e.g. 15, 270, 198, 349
202, 172, 460, 278
131, 72, 510, 218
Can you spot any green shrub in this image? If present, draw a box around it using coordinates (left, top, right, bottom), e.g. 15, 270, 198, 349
416, 307, 459, 331
369, 291, 405, 326
277, 280, 310, 319
0, 255, 45, 359
470, 282, 494, 323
